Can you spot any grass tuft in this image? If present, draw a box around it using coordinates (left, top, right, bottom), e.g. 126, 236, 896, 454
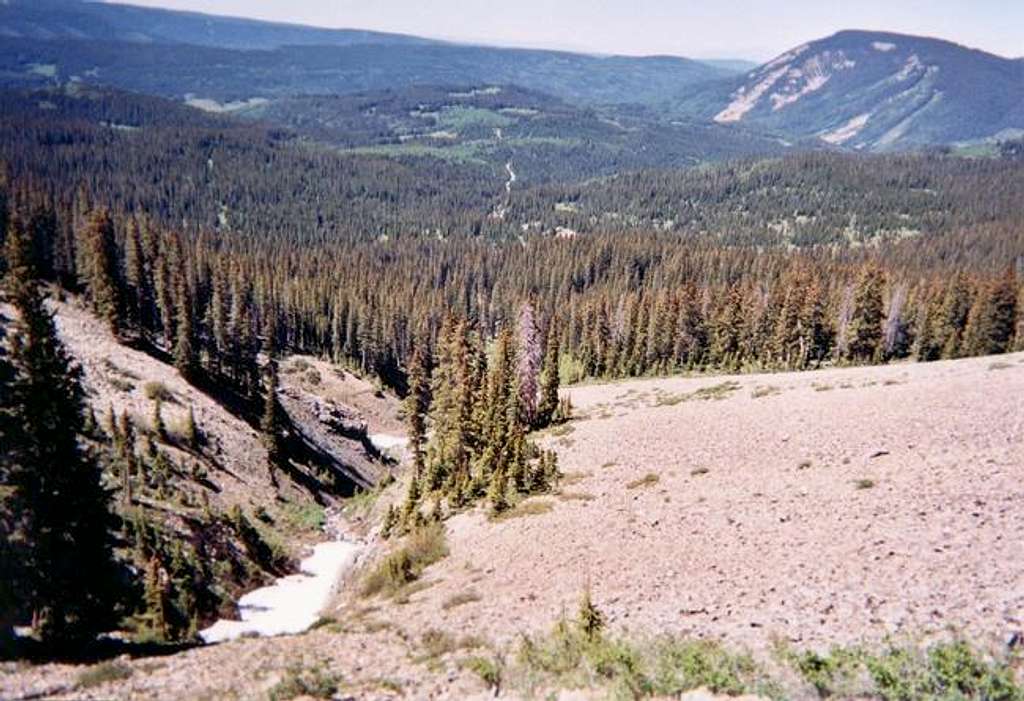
627, 473, 660, 489
268, 665, 340, 701
442, 590, 482, 610
76, 661, 133, 689
491, 499, 554, 522
361, 522, 448, 598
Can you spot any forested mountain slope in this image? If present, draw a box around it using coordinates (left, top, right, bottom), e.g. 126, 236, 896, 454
0, 286, 397, 649
0, 0, 731, 105
234, 85, 788, 183
3, 85, 1022, 247
0, 0, 433, 50
680, 30, 1024, 150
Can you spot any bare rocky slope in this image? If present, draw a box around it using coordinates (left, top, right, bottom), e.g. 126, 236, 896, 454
0, 297, 398, 669
3, 346, 1021, 699
684, 30, 1024, 150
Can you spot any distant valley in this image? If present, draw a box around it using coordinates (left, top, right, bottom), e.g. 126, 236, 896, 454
1, 0, 1021, 157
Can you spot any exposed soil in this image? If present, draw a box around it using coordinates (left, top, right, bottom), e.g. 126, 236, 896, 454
4, 347, 1022, 700
383, 353, 1024, 655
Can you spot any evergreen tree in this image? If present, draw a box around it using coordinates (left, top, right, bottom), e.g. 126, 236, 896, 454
261, 359, 285, 479
844, 266, 885, 363
711, 283, 745, 368
117, 411, 136, 507
207, 263, 230, 378
424, 317, 476, 492
487, 466, 509, 515
2, 219, 119, 647
577, 588, 606, 641
171, 246, 198, 382
81, 208, 122, 335
183, 405, 198, 450
963, 270, 1019, 356
937, 273, 972, 359
914, 282, 945, 362
153, 247, 174, 348
152, 396, 166, 441
0, 292, 22, 650
123, 217, 147, 332
801, 276, 833, 367
537, 326, 561, 428
405, 340, 432, 477
142, 556, 168, 642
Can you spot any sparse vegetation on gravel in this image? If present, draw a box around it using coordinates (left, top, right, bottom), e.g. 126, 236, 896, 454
361, 523, 449, 598
626, 472, 660, 489
268, 665, 340, 701
491, 593, 1024, 700
76, 661, 134, 689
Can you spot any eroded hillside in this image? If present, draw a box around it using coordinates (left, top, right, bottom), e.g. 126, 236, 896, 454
7, 350, 1022, 700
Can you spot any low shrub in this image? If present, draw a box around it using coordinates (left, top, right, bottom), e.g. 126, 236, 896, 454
143, 381, 174, 402
76, 661, 133, 689
361, 522, 448, 598
268, 665, 340, 701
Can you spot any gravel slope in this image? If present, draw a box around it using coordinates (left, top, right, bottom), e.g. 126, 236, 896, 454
4, 350, 1022, 699
374, 352, 1024, 653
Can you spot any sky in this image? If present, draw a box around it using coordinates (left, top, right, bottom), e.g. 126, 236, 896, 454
107, 0, 1023, 61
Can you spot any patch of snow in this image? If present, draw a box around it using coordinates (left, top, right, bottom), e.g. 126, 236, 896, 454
895, 54, 924, 81
199, 540, 361, 644
186, 97, 269, 113
27, 63, 56, 78
876, 91, 944, 147
714, 65, 790, 123
100, 121, 140, 132
449, 86, 501, 98
771, 73, 830, 110
762, 43, 810, 71
368, 433, 409, 453
767, 51, 855, 112
873, 41, 896, 52
821, 113, 871, 145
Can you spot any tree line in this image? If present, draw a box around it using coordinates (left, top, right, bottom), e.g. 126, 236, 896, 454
2, 185, 1021, 398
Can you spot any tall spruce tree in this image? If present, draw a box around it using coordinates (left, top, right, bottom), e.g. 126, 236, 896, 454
537, 325, 561, 428
81, 209, 122, 335
2, 219, 119, 647
844, 266, 885, 363
261, 359, 285, 480
405, 339, 432, 477
171, 241, 198, 382
0, 290, 21, 650
963, 269, 1019, 356
123, 218, 147, 332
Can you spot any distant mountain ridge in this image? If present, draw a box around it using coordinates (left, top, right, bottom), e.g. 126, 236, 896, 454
0, 0, 733, 105
685, 30, 1024, 150
0, 0, 435, 49
2, 2, 1021, 152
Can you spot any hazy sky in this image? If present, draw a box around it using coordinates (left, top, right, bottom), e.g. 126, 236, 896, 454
108, 1, 1023, 61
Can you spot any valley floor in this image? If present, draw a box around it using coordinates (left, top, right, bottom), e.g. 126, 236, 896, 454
3, 352, 1023, 699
